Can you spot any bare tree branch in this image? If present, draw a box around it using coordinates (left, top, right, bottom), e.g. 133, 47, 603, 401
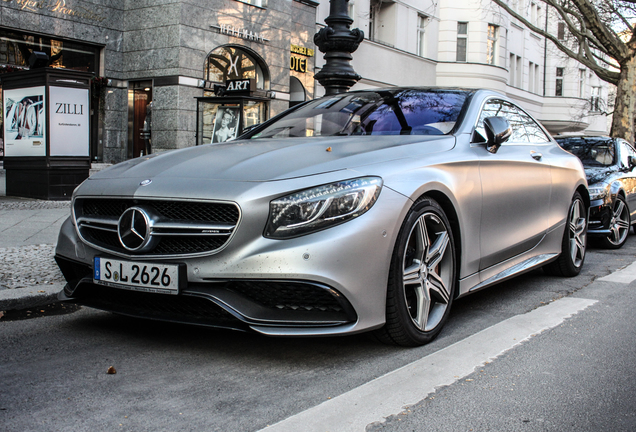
491, 0, 622, 84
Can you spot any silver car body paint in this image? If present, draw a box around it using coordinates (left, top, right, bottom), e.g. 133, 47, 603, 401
55, 89, 588, 336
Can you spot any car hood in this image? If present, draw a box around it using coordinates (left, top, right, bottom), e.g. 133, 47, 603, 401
584, 165, 620, 185
90, 135, 455, 182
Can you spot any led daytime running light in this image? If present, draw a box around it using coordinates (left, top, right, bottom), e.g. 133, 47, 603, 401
265, 177, 383, 239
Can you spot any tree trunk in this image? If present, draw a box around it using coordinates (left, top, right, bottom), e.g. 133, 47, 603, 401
610, 56, 636, 142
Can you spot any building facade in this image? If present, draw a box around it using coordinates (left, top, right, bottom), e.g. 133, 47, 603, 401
315, 0, 610, 135
0, 0, 318, 163
0, 0, 612, 164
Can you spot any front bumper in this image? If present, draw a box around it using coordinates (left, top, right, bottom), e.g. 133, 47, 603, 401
587, 198, 612, 236
54, 186, 411, 336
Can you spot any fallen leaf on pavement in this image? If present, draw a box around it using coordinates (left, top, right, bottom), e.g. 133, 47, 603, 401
107, 366, 117, 374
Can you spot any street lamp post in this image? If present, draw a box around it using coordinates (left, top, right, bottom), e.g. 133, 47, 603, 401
314, 0, 364, 95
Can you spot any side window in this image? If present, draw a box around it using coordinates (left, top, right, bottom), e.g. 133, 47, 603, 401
619, 140, 635, 168
516, 107, 550, 143
498, 102, 528, 143
475, 99, 549, 144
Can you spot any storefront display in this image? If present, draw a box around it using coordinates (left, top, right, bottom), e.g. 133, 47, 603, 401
3, 86, 46, 156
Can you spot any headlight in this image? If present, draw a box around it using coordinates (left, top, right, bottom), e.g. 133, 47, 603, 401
588, 186, 607, 200
265, 177, 383, 239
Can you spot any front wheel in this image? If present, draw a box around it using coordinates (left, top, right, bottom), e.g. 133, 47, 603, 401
544, 192, 587, 277
600, 195, 630, 249
375, 197, 457, 347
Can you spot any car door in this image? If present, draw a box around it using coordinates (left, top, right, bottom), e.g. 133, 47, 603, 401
474, 99, 552, 271
617, 140, 636, 220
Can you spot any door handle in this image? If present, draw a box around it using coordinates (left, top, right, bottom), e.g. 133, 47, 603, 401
531, 151, 543, 161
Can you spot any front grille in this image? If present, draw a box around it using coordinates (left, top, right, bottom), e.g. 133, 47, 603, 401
81, 199, 239, 223
74, 198, 240, 257
153, 236, 228, 255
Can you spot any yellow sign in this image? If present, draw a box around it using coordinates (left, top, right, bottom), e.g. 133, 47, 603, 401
290, 56, 308, 73
291, 44, 314, 57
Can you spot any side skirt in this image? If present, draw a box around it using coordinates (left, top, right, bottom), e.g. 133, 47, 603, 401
464, 253, 558, 294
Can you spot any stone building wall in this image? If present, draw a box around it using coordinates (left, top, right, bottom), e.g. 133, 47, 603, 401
0, 0, 318, 163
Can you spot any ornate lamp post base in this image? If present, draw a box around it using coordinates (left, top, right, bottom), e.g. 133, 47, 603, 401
314, 0, 364, 95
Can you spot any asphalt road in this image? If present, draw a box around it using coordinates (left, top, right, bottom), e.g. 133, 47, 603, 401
1, 236, 635, 431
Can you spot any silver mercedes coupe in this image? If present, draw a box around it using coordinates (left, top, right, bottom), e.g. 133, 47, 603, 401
55, 88, 589, 346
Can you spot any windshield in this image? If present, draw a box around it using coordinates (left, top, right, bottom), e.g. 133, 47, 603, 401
251, 89, 471, 139
558, 138, 616, 167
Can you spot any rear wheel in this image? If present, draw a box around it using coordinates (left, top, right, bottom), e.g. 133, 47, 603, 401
544, 192, 587, 277
375, 197, 456, 346
600, 195, 630, 249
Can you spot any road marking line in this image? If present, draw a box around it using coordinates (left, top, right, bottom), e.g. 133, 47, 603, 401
257, 297, 597, 432
598, 261, 636, 283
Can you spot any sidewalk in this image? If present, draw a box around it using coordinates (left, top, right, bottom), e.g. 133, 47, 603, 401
0, 163, 110, 311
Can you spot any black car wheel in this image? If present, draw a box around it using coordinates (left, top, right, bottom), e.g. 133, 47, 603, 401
544, 192, 587, 277
376, 197, 456, 346
601, 195, 630, 249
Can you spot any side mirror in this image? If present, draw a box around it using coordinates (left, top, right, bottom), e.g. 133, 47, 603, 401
483, 116, 512, 153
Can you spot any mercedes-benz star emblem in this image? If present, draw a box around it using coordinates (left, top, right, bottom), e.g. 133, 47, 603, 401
118, 207, 151, 251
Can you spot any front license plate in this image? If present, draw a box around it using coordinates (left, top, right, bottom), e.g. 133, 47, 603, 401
93, 257, 180, 294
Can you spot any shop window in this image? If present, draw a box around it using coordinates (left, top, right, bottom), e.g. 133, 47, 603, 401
197, 99, 268, 145
0, 29, 99, 73
205, 46, 268, 90
127, 81, 153, 159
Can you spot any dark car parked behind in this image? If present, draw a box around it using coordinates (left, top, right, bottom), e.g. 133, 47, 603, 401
556, 135, 636, 248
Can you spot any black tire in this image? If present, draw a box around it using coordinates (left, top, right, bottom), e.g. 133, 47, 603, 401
544, 192, 587, 277
375, 197, 457, 347
600, 195, 630, 249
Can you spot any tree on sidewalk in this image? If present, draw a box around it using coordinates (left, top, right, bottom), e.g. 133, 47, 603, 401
492, 0, 636, 141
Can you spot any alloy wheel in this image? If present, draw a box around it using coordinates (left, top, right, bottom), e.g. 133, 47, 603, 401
607, 197, 630, 246
568, 197, 587, 268
402, 212, 454, 332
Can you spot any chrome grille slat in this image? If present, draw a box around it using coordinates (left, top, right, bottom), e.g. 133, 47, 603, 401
74, 198, 240, 257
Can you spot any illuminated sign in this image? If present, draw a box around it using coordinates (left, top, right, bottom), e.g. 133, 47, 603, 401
225, 79, 255, 94
290, 45, 314, 57
290, 57, 308, 73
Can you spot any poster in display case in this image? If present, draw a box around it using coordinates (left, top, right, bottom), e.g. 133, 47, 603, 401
212, 106, 240, 143
3, 86, 46, 157
49, 86, 90, 156
1, 68, 92, 200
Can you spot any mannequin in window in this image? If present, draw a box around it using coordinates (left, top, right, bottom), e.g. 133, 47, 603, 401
143, 101, 152, 155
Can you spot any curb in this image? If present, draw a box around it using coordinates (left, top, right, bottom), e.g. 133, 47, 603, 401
0, 283, 65, 311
